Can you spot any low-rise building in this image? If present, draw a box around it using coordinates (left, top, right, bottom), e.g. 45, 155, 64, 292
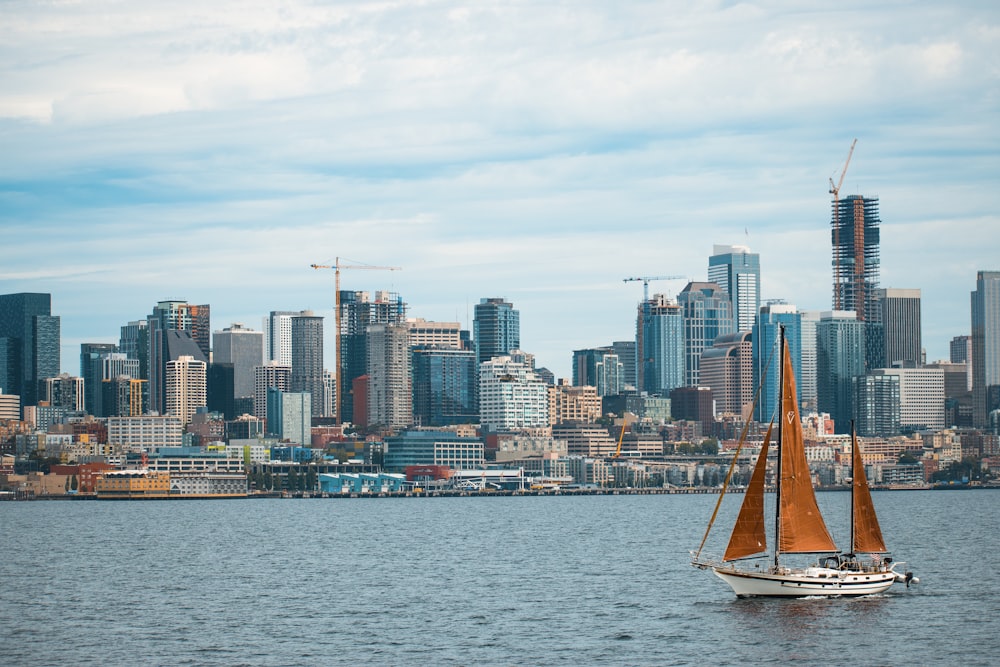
319, 472, 407, 494
95, 470, 171, 498
169, 472, 247, 497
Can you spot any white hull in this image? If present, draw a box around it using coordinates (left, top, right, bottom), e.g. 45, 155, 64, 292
712, 565, 896, 597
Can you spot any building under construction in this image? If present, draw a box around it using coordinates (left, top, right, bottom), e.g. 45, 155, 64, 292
831, 193, 881, 324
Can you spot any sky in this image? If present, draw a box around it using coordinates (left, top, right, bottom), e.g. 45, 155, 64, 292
1, 0, 998, 380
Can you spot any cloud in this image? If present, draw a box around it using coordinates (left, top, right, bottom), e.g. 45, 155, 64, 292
0, 1, 997, 376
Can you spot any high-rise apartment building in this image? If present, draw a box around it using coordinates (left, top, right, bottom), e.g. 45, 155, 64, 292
96, 353, 142, 417
43, 373, 85, 412
80, 342, 117, 415
548, 381, 602, 425
479, 355, 549, 431
213, 323, 264, 402
254, 362, 291, 420
638, 294, 685, 396
876, 288, 922, 368
474, 298, 520, 366
0, 292, 60, 410
411, 347, 478, 427
268, 390, 311, 445
678, 282, 734, 387
101, 353, 140, 383
101, 377, 147, 417
366, 323, 412, 430
290, 312, 324, 418
816, 311, 866, 434
708, 244, 760, 332
323, 370, 336, 418
799, 311, 820, 410
852, 373, 900, 437
264, 311, 298, 365
339, 290, 406, 422
971, 270, 1000, 427
165, 355, 207, 426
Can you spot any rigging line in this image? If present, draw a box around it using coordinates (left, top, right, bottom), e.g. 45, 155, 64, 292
694, 334, 780, 560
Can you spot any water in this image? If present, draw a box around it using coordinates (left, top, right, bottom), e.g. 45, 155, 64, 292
2, 490, 999, 666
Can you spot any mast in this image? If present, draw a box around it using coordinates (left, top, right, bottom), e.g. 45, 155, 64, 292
850, 420, 856, 555
774, 326, 784, 569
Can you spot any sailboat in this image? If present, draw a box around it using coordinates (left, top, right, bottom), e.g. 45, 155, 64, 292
692, 329, 916, 597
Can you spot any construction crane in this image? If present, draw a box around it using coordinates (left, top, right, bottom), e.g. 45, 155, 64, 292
829, 138, 857, 311
624, 275, 685, 395
610, 411, 637, 459
311, 258, 401, 424
623, 275, 686, 302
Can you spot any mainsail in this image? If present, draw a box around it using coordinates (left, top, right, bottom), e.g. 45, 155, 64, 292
723, 424, 771, 561
852, 436, 888, 554
777, 342, 838, 554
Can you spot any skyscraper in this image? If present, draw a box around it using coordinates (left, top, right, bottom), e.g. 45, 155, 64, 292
0, 293, 60, 410
411, 347, 477, 427
708, 244, 761, 332
852, 373, 900, 437
407, 318, 463, 349
264, 311, 298, 365
474, 298, 520, 366
572, 347, 624, 396
254, 362, 291, 420
876, 288, 922, 368
874, 367, 945, 431
799, 311, 821, 411
752, 303, 802, 422
165, 355, 207, 426
677, 282, 735, 387
699, 331, 753, 417
339, 291, 406, 422
290, 312, 324, 418
80, 342, 117, 415
119, 320, 148, 376
146, 300, 209, 414
638, 294, 685, 396
816, 311, 866, 434
96, 350, 144, 417
366, 323, 412, 430
831, 195, 881, 323
268, 390, 311, 445
612, 340, 637, 389
971, 270, 1000, 427
43, 374, 85, 412
213, 323, 264, 402
101, 377, 147, 418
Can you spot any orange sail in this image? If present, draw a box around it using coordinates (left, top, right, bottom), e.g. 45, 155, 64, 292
724, 424, 771, 561
778, 342, 838, 554
852, 437, 887, 553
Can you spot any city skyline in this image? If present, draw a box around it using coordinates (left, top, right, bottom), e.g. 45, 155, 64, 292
1, 2, 997, 379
